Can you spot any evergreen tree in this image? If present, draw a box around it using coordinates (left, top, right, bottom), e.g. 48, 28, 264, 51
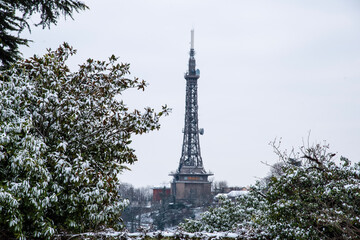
0, 0, 87, 67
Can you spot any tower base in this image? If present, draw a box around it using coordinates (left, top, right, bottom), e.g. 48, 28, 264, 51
170, 172, 213, 206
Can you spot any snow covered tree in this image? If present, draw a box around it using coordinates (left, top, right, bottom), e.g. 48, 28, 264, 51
180, 141, 360, 239
0, 43, 169, 239
0, 0, 87, 67
256, 142, 360, 239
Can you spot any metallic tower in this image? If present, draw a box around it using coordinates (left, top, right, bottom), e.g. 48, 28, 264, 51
179, 29, 204, 173
170, 30, 212, 204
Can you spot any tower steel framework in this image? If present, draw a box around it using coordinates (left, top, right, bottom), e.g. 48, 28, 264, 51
179, 33, 204, 173
170, 30, 212, 204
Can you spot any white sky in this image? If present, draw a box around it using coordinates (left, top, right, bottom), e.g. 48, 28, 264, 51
20, 0, 360, 188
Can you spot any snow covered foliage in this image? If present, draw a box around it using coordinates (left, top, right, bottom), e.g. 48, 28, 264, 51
257, 143, 360, 239
179, 194, 262, 234
0, 43, 169, 239
180, 142, 360, 239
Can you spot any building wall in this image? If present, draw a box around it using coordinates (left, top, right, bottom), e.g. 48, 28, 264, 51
152, 188, 171, 202
172, 180, 212, 205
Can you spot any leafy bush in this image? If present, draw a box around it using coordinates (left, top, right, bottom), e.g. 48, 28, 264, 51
179, 193, 262, 233
0, 44, 168, 239
180, 142, 360, 239
258, 143, 360, 239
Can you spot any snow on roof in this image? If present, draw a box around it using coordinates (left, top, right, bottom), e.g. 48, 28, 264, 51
152, 184, 170, 189
227, 190, 249, 197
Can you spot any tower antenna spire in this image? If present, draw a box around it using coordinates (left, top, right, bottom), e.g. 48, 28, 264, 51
191, 29, 194, 49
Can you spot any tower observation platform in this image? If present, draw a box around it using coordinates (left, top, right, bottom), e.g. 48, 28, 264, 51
170, 30, 213, 205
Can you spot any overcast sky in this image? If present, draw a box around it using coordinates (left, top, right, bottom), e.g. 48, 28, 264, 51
20, 0, 360, 188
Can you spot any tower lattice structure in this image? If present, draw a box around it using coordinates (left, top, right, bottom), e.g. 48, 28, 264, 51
179, 33, 204, 173
170, 30, 212, 204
